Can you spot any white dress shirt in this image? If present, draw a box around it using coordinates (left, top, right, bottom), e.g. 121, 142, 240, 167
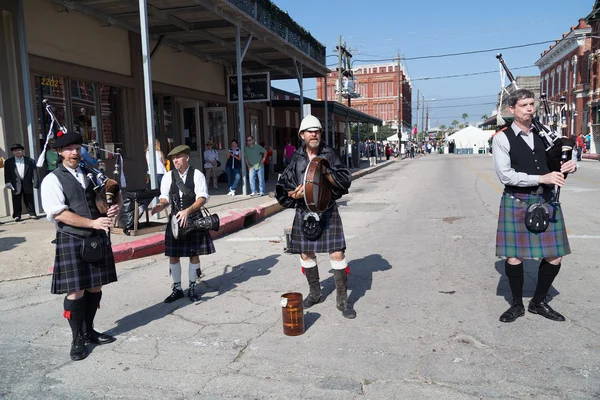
15, 157, 25, 179
41, 165, 88, 222
492, 122, 576, 187
159, 166, 209, 206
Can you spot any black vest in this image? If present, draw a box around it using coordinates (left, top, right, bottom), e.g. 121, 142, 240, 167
504, 126, 551, 194
53, 164, 101, 237
169, 167, 197, 212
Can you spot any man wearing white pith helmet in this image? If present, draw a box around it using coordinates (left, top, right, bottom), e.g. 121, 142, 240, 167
275, 115, 355, 319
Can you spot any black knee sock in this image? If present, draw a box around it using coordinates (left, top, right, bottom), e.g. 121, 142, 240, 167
533, 259, 561, 303
505, 261, 524, 306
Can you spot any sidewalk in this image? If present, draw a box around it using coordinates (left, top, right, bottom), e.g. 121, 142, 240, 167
0, 158, 395, 281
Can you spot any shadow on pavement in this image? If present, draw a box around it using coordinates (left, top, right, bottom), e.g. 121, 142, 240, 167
495, 258, 560, 305
316, 254, 392, 308
0, 236, 26, 252
303, 311, 321, 331
112, 254, 280, 336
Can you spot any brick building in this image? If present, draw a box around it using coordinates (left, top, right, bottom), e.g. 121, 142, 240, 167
586, 1, 600, 153
535, 18, 591, 140
316, 62, 412, 137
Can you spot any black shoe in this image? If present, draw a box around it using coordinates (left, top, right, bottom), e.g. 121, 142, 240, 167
51, 239, 57, 244
499, 303, 525, 323
188, 284, 201, 302
70, 332, 88, 361
14, 216, 21, 222
29, 214, 37, 220
84, 330, 116, 345
164, 288, 184, 303
303, 293, 323, 308
337, 300, 357, 319
528, 300, 565, 321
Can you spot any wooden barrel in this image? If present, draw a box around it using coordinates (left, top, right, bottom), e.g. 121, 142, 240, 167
281, 292, 305, 336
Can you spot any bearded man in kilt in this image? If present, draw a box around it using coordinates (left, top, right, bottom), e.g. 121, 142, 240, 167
152, 145, 215, 303
276, 115, 355, 319
40, 131, 120, 361
492, 89, 577, 323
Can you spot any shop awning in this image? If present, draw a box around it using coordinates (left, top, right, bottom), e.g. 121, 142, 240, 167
49, 0, 328, 80
271, 99, 383, 126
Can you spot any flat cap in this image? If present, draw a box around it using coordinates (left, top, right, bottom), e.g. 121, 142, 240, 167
10, 143, 24, 151
53, 131, 83, 149
167, 144, 190, 157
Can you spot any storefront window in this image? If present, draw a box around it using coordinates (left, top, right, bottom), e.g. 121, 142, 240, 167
99, 84, 125, 156
71, 79, 99, 145
204, 107, 226, 150
34, 75, 67, 152
162, 96, 174, 154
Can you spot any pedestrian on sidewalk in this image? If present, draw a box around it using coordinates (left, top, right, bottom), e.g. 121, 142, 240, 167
4, 143, 39, 221
225, 139, 242, 196
151, 145, 215, 303
260, 142, 272, 182
283, 139, 296, 167
203, 140, 220, 189
244, 136, 266, 196
492, 89, 577, 323
40, 131, 120, 361
275, 115, 356, 319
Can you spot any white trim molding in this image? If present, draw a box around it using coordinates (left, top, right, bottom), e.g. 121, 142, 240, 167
535, 27, 591, 73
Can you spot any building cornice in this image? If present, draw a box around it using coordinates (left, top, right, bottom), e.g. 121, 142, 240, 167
535, 27, 591, 73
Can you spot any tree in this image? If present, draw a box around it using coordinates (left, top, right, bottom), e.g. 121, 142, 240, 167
462, 113, 468, 124
481, 114, 488, 121
451, 120, 459, 132
458, 123, 465, 130
439, 124, 447, 138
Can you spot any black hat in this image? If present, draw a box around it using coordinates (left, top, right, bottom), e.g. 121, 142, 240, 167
52, 130, 83, 149
10, 143, 24, 151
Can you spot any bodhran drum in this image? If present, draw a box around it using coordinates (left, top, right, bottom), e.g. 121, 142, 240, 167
303, 157, 331, 213
170, 215, 181, 239
301, 157, 331, 241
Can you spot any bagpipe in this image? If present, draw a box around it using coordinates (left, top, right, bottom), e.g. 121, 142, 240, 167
496, 54, 574, 201
41, 99, 122, 215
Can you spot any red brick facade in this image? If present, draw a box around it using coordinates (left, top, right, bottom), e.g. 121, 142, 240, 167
316, 63, 412, 135
535, 18, 591, 139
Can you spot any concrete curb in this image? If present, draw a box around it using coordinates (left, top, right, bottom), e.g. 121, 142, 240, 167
112, 160, 395, 263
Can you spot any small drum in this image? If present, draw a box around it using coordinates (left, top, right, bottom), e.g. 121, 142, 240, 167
303, 157, 331, 213
170, 215, 182, 239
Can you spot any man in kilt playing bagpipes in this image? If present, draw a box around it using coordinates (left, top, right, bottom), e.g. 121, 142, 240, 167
276, 115, 356, 319
40, 131, 120, 361
492, 89, 577, 323
152, 145, 215, 303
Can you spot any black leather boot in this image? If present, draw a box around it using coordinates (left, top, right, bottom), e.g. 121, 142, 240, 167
64, 297, 88, 361
333, 269, 356, 319
83, 291, 116, 345
303, 267, 323, 308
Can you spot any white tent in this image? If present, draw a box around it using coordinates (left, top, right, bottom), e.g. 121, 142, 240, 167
387, 133, 399, 142
446, 126, 494, 154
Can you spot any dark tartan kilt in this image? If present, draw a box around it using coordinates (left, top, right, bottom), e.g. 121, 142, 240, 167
496, 192, 571, 259
51, 230, 117, 294
165, 216, 216, 257
288, 205, 346, 254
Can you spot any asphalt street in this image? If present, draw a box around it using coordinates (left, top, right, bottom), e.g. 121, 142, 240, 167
1, 154, 599, 399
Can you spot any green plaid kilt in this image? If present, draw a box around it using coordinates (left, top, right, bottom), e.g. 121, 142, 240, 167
496, 191, 571, 259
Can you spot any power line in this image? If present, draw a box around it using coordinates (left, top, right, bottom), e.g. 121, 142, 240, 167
412, 65, 536, 81
411, 94, 496, 103
427, 102, 497, 109
347, 39, 562, 63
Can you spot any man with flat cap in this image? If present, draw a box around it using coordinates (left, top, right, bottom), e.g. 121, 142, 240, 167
4, 143, 39, 221
40, 130, 121, 361
152, 144, 215, 303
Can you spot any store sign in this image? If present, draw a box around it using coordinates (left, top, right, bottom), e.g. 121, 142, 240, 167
227, 72, 270, 103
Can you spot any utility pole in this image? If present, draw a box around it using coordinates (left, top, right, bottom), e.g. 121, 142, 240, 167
421, 95, 425, 142
415, 88, 420, 141
397, 52, 402, 142
337, 35, 343, 103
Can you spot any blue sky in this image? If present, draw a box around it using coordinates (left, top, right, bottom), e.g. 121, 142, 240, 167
272, 0, 595, 128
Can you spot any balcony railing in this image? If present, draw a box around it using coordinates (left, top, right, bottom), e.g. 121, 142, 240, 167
227, 0, 326, 66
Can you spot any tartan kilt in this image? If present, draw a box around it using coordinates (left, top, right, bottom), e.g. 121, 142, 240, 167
496, 192, 571, 259
288, 205, 346, 254
51, 230, 117, 294
165, 216, 216, 257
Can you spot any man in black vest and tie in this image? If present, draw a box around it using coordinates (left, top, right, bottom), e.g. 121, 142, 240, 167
492, 89, 577, 323
4, 143, 39, 221
40, 131, 120, 361
152, 145, 215, 303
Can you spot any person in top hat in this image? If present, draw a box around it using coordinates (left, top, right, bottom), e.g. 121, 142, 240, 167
275, 115, 356, 319
40, 130, 121, 361
4, 143, 39, 221
152, 144, 215, 303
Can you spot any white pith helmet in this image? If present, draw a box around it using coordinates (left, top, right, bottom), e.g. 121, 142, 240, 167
298, 115, 322, 139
